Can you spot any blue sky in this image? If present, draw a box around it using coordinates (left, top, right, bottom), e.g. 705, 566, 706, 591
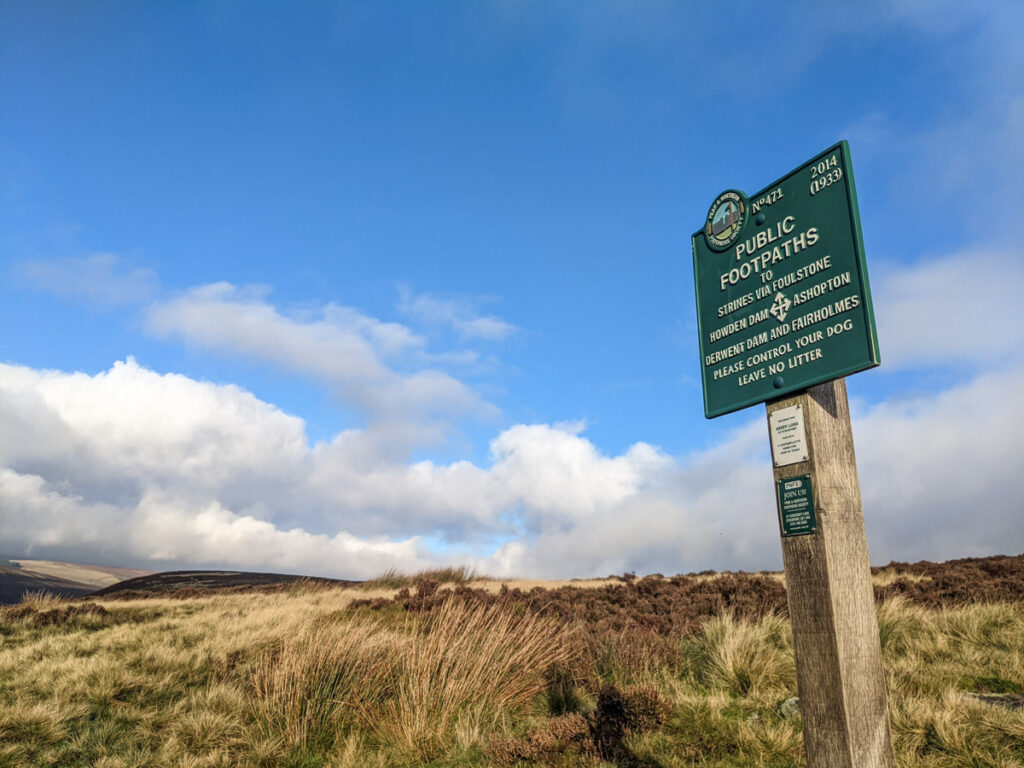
2, 1, 1022, 578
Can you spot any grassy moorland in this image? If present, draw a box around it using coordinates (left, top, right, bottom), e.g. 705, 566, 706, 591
0, 557, 1022, 767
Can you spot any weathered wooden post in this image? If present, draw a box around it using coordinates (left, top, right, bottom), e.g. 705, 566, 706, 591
691, 142, 894, 767
767, 381, 893, 766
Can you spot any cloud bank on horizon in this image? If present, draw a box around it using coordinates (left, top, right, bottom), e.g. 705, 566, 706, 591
2, 244, 1022, 579
1, 1, 1022, 577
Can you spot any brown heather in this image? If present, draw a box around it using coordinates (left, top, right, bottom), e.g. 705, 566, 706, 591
0, 554, 1021, 766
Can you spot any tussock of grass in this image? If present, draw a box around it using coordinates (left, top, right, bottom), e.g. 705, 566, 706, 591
249, 597, 578, 760
682, 612, 796, 698
359, 564, 480, 591
251, 615, 396, 750
376, 599, 577, 758
358, 567, 406, 590
420, 564, 480, 584
18, 589, 63, 607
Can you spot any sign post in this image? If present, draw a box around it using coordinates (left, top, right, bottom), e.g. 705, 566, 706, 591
691, 142, 894, 767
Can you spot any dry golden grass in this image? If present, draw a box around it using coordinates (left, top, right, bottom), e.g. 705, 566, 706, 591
681, 611, 796, 699
372, 599, 579, 758
0, 579, 1020, 767
251, 613, 396, 750
872, 567, 933, 588
247, 592, 581, 759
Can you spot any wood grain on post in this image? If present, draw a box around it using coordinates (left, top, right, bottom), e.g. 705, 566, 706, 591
766, 378, 894, 768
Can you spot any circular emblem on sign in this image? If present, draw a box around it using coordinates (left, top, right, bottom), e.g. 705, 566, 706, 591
705, 190, 748, 250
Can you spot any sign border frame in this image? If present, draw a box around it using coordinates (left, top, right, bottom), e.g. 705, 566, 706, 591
691, 140, 881, 419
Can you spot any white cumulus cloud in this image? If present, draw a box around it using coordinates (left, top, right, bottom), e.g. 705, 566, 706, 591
145, 282, 497, 429
3, 356, 1019, 579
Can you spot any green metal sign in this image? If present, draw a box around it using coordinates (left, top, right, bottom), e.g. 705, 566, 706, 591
692, 141, 880, 418
777, 474, 816, 537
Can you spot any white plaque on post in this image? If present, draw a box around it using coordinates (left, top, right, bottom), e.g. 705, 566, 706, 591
769, 404, 809, 467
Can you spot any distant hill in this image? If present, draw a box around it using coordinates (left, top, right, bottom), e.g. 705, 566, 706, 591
0, 564, 96, 604
0, 559, 352, 604
90, 570, 352, 598
0, 558, 156, 605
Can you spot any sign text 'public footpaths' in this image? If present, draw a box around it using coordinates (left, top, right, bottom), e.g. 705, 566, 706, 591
691, 141, 880, 418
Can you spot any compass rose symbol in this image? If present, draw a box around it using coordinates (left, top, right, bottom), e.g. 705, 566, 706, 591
770, 292, 791, 323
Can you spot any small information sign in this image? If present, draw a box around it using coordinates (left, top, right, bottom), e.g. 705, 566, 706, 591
769, 403, 809, 467
692, 141, 880, 418
777, 474, 816, 537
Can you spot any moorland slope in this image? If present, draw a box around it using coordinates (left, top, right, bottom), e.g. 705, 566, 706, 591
0, 555, 1020, 767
